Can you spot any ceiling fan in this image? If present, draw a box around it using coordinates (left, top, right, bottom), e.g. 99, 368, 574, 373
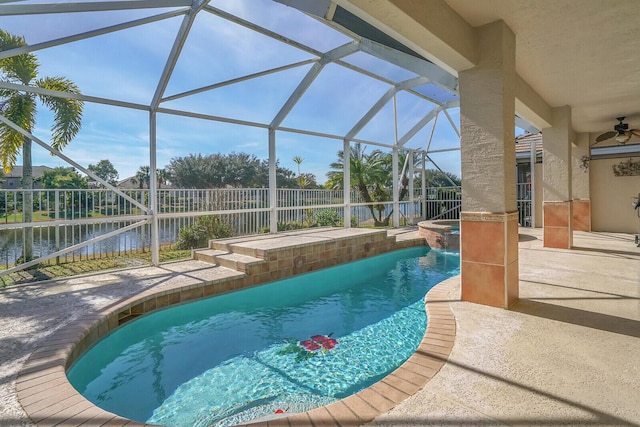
594, 116, 640, 145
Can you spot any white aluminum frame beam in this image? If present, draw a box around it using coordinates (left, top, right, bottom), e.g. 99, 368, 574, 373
147, 0, 209, 264
392, 147, 399, 227
204, 5, 323, 58
0, 81, 149, 111
0, 114, 149, 211
443, 107, 460, 137
0, 9, 188, 60
269, 129, 278, 233
345, 76, 429, 141
408, 151, 415, 224
426, 154, 460, 189
0, 220, 148, 275
398, 106, 441, 147
270, 41, 359, 128
342, 139, 351, 228
425, 110, 439, 153
162, 59, 316, 103
421, 152, 427, 219
0, 0, 192, 15
151, 0, 209, 111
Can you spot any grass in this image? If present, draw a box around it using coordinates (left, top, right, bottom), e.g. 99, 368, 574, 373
0, 210, 54, 223
0, 207, 145, 223
0, 248, 192, 288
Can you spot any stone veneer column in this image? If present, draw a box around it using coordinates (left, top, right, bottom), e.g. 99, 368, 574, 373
543, 106, 573, 248
571, 132, 591, 231
459, 20, 519, 309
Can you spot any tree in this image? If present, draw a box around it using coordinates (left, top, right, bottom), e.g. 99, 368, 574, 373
326, 144, 421, 226
156, 168, 172, 188
40, 167, 89, 218
87, 159, 119, 186
133, 166, 150, 189
326, 143, 390, 226
131, 166, 172, 189
168, 153, 298, 188
0, 30, 83, 262
421, 169, 461, 187
40, 166, 87, 189
297, 172, 318, 189
292, 155, 304, 176
290, 156, 317, 189
257, 159, 298, 188
292, 155, 304, 188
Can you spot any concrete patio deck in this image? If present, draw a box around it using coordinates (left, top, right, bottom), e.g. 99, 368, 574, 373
1, 227, 639, 426
367, 228, 640, 427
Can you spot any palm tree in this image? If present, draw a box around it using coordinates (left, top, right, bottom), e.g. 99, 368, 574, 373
326, 143, 391, 226
0, 30, 83, 262
133, 166, 151, 189
292, 155, 304, 189
156, 168, 171, 189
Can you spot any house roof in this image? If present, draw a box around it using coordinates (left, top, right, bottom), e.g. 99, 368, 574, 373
117, 176, 144, 189
4, 166, 52, 178
515, 133, 542, 156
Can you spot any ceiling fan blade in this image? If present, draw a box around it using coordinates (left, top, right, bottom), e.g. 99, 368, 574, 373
595, 131, 616, 143
618, 132, 632, 144
630, 129, 640, 137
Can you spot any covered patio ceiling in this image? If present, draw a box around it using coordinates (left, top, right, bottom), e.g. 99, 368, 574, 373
337, 0, 640, 137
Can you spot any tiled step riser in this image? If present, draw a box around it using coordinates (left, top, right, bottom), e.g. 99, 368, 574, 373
193, 254, 267, 274
210, 241, 260, 258
216, 258, 265, 273
193, 252, 218, 264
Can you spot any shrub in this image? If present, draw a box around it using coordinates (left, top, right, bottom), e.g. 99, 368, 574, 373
175, 215, 233, 250
314, 209, 341, 227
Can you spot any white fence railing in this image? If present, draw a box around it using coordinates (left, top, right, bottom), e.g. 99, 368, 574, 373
517, 182, 533, 227
0, 186, 530, 273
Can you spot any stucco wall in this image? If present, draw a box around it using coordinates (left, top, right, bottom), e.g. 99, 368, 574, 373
590, 157, 640, 233
572, 134, 590, 199
534, 163, 543, 228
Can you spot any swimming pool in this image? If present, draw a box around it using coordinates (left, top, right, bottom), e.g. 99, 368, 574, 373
67, 246, 460, 427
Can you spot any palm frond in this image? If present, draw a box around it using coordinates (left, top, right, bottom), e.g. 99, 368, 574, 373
0, 93, 36, 171
0, 30, 39, 84
36, 76, 84, 149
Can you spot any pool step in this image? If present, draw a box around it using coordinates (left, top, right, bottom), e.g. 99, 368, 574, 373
209, 240, 267, 258
193, 249, 266, 274
193, 228, 426, 283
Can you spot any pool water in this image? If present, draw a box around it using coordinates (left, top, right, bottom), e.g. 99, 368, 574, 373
67, 246, 460, 427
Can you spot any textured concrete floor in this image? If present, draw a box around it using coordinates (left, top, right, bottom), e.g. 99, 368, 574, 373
367, 229, 640, 427
1, 228, 639, 427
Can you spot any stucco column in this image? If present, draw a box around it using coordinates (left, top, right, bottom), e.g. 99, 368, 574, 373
542, 106, 573, 248
459, 20, 519, 309
571, 132, 591, 231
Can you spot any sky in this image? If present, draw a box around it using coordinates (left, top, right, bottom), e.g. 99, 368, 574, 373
0, 0, 466, 185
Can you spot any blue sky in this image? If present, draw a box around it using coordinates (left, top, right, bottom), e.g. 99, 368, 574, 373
0, 0, 464, 184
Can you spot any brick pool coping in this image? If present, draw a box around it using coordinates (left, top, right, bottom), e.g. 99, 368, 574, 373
16, 266, 458, 427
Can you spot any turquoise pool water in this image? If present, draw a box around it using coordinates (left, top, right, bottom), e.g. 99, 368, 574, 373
67, 246, 460, 427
